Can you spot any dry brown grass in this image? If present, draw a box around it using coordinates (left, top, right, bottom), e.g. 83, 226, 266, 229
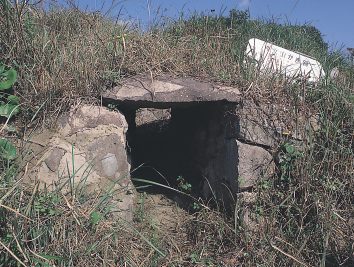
1, 1, 249, 125
1, 5, 124, 122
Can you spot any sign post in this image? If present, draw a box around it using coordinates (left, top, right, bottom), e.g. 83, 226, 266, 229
245, 38, 325, 83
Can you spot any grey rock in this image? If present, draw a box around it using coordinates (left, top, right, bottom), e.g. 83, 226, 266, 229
236, 100, 278, 147
44, 147, 65, 172
86, 133, 130, 180
238, 117, 276, 147
26, 104, 135, 221
101, 153, 118, 177
236, 99, 320, 146
237, 140, 274, 190
237, 192, 265, 232
135, 108, 171, 127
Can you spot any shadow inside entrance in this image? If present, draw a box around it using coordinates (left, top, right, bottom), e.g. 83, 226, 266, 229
127, 102, 238, 211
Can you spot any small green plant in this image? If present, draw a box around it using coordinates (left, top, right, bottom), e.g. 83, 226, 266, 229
89, 210, 103, 225
176, 175, 192, 193
192, 201, 201, 211
259, 179, 272, 190
33, 192, 61, 216
0, 63, 19, 166
135, 192, 147, 222
0, 138, 17, 161
278, 142, 303, 183
189, 251, 215, 266
190, 252, 199, 263
0, 63, 19, 119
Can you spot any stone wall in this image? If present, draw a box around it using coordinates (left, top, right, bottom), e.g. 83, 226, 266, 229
25, 75, 316, 219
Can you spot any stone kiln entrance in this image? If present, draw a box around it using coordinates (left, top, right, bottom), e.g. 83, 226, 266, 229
103, 74, 243, 206
30, 74, 275, 219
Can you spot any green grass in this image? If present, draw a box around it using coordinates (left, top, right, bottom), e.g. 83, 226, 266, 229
0, 1, 353, 266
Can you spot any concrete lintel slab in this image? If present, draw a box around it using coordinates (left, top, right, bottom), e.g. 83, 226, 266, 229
103, 74, 242, 108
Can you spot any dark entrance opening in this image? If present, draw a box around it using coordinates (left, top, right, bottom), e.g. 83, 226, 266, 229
125, 102, 238, 209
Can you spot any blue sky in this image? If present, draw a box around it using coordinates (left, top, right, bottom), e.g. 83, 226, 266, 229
67, 0, 353, 51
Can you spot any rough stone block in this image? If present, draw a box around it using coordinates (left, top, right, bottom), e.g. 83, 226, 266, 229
27, 105, 134, 220
135, 108, 171, 127
237, 140, 274, 190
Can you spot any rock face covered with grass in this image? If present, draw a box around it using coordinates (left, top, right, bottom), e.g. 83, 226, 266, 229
28, 105, 134, 220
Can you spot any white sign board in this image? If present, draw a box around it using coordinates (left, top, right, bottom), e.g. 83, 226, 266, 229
245, 38, 325, 82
